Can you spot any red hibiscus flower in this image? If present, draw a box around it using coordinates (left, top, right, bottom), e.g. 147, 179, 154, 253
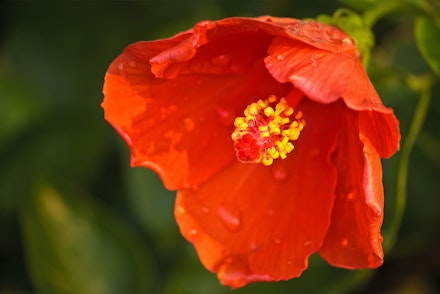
102, 16, 400, 289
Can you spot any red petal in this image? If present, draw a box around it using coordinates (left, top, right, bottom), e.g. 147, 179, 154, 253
359, 110, 400, 158
265, 36, 400, 157
149, 17, 352, 79
103, 41, 289, 190
175, 99, 352, 288
319, 108, 384, 269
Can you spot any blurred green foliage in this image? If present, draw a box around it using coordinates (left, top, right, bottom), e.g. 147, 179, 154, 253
0, 0, 439, 293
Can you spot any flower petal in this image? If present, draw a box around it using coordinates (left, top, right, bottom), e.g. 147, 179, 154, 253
319, 108, 384, 269
175, 99, 353, 288
265, 36, 400, 157
149, 17, 352, 80
102, 42, 289, 190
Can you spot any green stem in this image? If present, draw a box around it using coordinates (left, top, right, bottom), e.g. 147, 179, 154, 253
383, 75, 433, 253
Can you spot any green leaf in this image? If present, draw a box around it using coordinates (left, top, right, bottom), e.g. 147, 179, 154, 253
20, 181, 156, 294
414, 15, 440, 77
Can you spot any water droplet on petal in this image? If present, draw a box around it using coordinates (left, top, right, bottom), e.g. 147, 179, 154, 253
117, 63, 125, 74
216, 106, 236, 126
190, 229, 198, 236
310, 56, 317, 67
249, 242, 258, 251
287, 260, 293, 265
201, 206, 210, 214
176, 206, 186, 214
276, 54, 285, 61
303, 240, 313, 248
128, 61, 137, 68
272, 165, 288, 182
217, 206, 242, 231
210, 54, 231, 66
266, 209, 275, 217
341, 238, 349, 246
346, 191, 355, 201
183, 117, 195, 132
274, 239, 282, 245
218, 258, 248, 288
378, 234, 384, 242
342, 37, 353, 45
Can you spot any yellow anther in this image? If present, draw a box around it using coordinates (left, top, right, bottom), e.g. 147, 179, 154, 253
234, 117, 247, 128
245, 115, 254, 122
231, 131, 240, 140
275, 103, 286, 112
286, 142, 294, 152
260, 131, 270, 138
280, 117, 290, 125
267, 147, 279, 159
284, 107, 294, 116
289, 129, 300, 140
257, 99, 267, 108
268, 95, 277, 103
264, 107, 275, 117
269, 126, 281, 135
262, 157, 273, 166
245, 103, 260, 116
258, 125, 269, 132
275, 140, 284, 151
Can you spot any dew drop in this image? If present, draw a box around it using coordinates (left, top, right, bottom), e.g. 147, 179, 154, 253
176, 206, 186, 214
249, 242, 258, 251
183, 117, 195, 132
272, 165, 288, 182
201, 206, 210, 214
217, 206, 242, 231
190, 229, 198, 236
342, 37, 353, 45
128, 61, 137, 68
346, 191, 355, 201
117, 63, 125, 74
276, 54, 285, 61
287, 260, 293, 265
216, 106, 236, 126
310, 56, 317, 67
341, 238, 349, 246
274, 239, 282, 245
210, 54, 231, 66
218, 258, 248, 287
303, 240, 313, 248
